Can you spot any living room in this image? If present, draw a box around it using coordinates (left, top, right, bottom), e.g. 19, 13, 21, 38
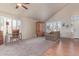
0, 3, 79, 56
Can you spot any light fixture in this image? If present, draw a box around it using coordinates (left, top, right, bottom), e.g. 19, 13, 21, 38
17, 3, 22, 7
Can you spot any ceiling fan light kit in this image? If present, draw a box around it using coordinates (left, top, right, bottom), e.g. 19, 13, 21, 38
17, 3, 22, 7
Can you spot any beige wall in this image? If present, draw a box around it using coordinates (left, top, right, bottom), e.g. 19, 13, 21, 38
21, 17, 36, 39
0, 11, 36, 40
47, 4, 79, 38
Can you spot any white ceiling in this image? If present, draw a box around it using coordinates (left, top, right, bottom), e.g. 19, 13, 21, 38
0, 3, 67, 21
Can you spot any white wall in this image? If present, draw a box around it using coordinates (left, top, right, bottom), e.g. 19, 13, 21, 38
47, 4, 79, 38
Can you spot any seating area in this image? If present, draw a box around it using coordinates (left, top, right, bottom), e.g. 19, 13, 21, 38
9, 29, 22, 42
0, 3, 79, 56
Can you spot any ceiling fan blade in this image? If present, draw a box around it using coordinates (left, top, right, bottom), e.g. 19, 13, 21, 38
16, 5, 19, 9
22, 4, 28, 9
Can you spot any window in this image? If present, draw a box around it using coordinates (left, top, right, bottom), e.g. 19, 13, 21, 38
46, 21, 62, 33
0, 16, 22, 37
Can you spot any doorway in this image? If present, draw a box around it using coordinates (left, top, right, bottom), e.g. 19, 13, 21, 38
71, 15, 79, 38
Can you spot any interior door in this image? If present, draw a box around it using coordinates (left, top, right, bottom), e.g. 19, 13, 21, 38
72, 20, 79, 38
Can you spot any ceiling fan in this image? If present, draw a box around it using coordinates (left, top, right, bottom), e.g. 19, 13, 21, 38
16, 3, 30, 10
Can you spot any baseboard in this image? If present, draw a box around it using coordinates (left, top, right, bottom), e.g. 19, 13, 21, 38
60, 37, 79, 40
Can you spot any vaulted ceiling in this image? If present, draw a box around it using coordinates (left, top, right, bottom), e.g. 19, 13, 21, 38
0, 3, 67, 21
